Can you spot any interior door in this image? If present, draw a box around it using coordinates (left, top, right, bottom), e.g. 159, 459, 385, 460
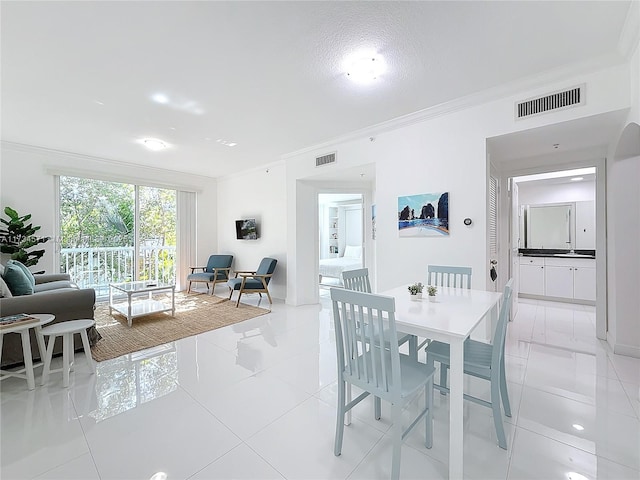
509, 178, 520, 319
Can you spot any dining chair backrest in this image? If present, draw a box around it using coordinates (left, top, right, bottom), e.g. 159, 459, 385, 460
342, 268, 372, 293
492, 279, 513, 371
331, 287, 401, 402
427, 265, 472, 289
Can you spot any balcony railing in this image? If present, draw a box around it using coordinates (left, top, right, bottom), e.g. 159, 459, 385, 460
60, 246, 176, 297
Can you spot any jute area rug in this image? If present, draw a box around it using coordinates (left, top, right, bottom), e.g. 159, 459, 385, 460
91, 292, 269, 362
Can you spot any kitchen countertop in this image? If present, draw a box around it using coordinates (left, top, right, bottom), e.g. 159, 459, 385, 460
519, 249, 596, 259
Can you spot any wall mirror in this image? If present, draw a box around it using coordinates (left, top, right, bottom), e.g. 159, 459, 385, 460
523, 203, 573, 249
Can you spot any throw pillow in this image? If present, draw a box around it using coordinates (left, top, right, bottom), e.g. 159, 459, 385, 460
6, 260, 36, 288
0, 275, 13, 298
3, 262, 34, 296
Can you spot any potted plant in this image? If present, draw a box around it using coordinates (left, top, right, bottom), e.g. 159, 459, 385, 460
0, 207, 49, 272
408, 282, 423, 300
427, 285, 438, 302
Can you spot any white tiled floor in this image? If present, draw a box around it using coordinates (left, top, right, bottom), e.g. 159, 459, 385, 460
2, 295, 639, 480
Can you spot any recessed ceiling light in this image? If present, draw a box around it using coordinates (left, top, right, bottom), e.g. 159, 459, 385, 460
94, 100, 105, 106
571, 177, 584, 182
572, 423, 585, 431
152, 93, 169, 104
345, 50, 386, 84
215, 138, 238, 147
139, 138, 168, 151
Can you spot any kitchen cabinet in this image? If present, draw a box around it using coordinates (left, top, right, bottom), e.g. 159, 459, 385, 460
519, 256, 596, 303
544, 265, 574, 298
573, 265, 596, 301
519, 257, 545, 296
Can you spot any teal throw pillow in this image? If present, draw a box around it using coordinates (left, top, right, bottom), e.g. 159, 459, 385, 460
6, 260, 35, 288
3, 262, 34, 296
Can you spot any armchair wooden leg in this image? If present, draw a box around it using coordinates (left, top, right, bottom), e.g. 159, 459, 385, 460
236, 291, 242, 307
188, 281, 192, 293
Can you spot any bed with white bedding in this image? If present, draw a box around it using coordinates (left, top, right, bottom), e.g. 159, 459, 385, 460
319, 245, 362, 282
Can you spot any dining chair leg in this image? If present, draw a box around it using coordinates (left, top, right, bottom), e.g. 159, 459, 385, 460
345, 383, 352, 425
408, 335, 418, 361
374, 396, 381, 420
390, 404, 403, 480
425, 378, 433, 449
500, 353, 512, 417
439, 364, 448, 395
188, 281, 192, 293
334, 380, 346, 456
491, 371, 507, 449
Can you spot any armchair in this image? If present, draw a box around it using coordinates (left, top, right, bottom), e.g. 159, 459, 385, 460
187, 254, 234, 294
227, 257, 277, 307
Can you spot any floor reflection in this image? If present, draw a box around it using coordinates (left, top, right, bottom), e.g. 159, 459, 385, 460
90, 344, 178, 422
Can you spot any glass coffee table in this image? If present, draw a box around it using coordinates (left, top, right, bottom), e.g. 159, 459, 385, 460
109, 281, 175, 327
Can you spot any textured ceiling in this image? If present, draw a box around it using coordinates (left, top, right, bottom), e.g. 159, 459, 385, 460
0, 1, 633, 178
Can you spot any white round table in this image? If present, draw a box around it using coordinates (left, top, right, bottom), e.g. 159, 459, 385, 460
0, 314, 55, 390
40, 319, 96, 388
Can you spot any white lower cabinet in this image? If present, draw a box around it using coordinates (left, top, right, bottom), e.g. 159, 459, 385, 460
519, 258, 545, 296
573, 265, 596, 301
544, 265, 574, 298
519, 256, 596, 303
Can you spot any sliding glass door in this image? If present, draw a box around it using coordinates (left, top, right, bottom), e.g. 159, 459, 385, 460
58, 176, 176, 296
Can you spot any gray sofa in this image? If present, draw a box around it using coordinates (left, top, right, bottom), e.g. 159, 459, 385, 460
0, 273, 100, 368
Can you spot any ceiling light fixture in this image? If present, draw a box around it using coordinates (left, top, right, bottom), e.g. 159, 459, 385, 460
139, 138, 168, 151
152, 93, 169, 104
345, 50, 386, 84
216, 138, 238, 147
571, 177, 584, 182
572, 423, 585, 431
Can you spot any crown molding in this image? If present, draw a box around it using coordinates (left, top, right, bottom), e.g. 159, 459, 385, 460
282, 56, 627, 160
618, 0, 640, 60
1, 141, 217, 186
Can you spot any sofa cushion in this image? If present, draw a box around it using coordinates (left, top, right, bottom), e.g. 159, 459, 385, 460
3, 262, 34, 296
34, 280, 74, 293
0, 275, 13, 298
7, 260, 36, 288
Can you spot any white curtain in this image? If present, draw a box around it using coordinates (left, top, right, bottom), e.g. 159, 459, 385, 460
177, 191, 197, 291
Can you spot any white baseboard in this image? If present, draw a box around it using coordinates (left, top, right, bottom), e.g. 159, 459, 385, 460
612, 342, 640, 359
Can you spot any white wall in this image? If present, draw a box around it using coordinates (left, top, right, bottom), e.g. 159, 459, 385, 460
605, 29, 640, 357
0, 142, 218, 281
284, 64, 630, 305
216, 162, 287, 301
517, 181, 595, 205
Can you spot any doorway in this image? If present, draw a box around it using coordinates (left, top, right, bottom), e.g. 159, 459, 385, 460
318, 193, 364, 297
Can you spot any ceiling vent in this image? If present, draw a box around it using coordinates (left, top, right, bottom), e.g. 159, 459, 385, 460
315, 152, 336, 167
516, 85, 584, 119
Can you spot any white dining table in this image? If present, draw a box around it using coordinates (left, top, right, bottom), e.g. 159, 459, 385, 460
379, 285, 503, 479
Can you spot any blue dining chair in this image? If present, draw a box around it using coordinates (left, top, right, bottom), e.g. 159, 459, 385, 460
425, 279, 514, 449
331, 287, 436, 480
227, 257, 277, 307
341, 267, 416, 419
427, 265, 473, 289
187, 254, 233, 294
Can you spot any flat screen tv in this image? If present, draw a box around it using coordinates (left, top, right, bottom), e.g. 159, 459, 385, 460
235, 219, 258, 240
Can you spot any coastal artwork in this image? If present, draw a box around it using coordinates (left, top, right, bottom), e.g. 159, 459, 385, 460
398, 192, 449, 237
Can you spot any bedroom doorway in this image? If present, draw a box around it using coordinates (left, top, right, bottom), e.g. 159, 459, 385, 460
318, 193, 364, 297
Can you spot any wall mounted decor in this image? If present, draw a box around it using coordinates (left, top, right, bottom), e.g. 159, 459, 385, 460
398, 192, 449, 237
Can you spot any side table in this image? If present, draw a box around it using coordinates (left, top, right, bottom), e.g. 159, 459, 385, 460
0, 314, 55, 390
